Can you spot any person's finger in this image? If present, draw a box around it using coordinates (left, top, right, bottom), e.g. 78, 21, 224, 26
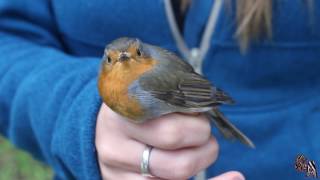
102, 104, 211, 150
98, 133, 218, 180
149, 136, 218, 180
208, 171, 245, 180
129, 113, 212, 150
99, 164, 164, 180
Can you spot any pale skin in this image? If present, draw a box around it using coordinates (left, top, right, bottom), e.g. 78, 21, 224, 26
96, 103, 245, 180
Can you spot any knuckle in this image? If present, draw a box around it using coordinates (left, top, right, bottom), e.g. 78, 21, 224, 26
101, 170, 110, 180
97, 143, 120, 166
208, 137, 219, 163
170, 158, 196, 179
100, 166, 116, 180
159, 123, 184, 149
197, 115, 211, 139
201, 115, 211, 131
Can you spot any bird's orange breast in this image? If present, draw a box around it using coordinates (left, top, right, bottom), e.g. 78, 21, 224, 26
98, 58, 157, 121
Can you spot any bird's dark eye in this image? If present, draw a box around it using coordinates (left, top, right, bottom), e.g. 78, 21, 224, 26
106, 56, 112, 63
136, 48, 142, 56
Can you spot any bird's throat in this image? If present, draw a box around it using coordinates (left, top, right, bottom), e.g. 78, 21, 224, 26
98, 58, 157, 121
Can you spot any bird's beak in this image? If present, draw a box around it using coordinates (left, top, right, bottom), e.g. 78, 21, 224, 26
118, 52, 131, 62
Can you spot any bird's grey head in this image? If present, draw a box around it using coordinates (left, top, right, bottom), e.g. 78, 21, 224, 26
103, 37, 153, 63
107, 37, 140, 52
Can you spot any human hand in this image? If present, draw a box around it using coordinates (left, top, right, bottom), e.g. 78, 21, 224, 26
208, 171, 245, 180
95, 103, 244, 180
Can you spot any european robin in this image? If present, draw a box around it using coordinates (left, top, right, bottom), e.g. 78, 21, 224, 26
98, 37, 254, 148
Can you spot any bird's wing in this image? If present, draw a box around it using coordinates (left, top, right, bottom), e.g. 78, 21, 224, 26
148, 45, 195, 73
139, 70, 233, 109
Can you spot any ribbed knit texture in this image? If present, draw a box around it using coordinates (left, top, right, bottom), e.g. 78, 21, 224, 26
0, 0, 319, 179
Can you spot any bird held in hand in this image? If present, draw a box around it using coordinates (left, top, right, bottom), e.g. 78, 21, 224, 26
98, 37, 254, 148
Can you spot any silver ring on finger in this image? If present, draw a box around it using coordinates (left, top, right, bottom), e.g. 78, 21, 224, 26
140, 145, 155, 178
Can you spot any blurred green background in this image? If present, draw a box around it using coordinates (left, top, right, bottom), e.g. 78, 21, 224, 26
0, 136, 53, 180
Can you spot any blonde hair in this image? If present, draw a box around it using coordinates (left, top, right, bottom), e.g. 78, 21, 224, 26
235, 0, 272, 51
180, 0, 313, 51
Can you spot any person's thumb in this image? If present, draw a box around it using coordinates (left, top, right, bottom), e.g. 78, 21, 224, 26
208, 171, 245, 180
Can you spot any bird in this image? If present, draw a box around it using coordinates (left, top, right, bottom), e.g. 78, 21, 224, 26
98, 37, 254, 148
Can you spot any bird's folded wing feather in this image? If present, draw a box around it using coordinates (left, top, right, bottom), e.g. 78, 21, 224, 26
139, 70, 227, 109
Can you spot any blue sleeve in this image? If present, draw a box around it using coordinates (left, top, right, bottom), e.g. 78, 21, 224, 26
0, 1, 102, 179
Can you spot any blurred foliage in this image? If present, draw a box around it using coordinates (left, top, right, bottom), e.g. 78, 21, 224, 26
0, 136, 53, 180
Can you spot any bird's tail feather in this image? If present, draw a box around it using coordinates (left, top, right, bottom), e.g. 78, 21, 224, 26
206, 108, 255, 148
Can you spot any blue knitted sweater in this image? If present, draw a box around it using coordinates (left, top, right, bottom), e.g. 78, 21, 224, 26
0, 0, 319, 179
